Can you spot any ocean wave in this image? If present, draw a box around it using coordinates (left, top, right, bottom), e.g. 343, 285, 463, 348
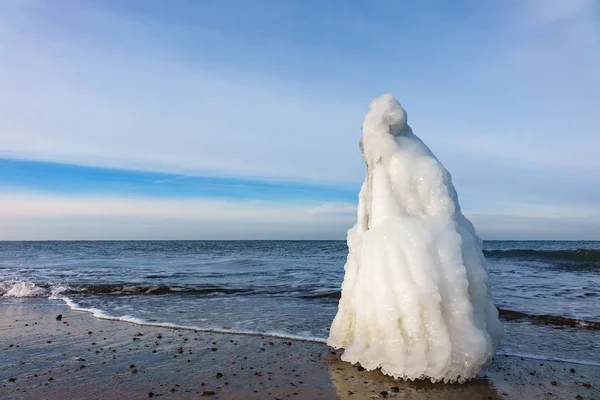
59, 296, 327, 344
484, 249, 600, 263
3, 279, 599, 330
300, 291, 343, 299
496, 308, 600, 330
0, 280, 302, 297
0, 280, 47, 298
74, 284, 254, 296
0, 280, 70, 298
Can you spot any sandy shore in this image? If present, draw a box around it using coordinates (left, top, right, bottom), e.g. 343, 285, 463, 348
1, 299, 598, 399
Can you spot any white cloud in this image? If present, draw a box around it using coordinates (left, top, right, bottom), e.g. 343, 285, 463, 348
0, 192, 355, 240
2, 0, 597, 184
0, 0, 366, 183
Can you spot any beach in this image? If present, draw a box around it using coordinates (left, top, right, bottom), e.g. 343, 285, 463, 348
1, 299, 597, 400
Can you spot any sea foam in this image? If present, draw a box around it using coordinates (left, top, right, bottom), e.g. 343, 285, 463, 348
328, 94, 503, 383
1, 280, 47, 298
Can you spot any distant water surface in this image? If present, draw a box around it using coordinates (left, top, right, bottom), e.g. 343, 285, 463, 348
1, 240, 599, 364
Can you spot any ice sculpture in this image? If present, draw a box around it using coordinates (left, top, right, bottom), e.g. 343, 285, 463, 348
328, 94, 503, 383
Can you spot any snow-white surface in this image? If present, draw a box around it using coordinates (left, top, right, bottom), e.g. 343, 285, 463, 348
328, 94, 503, 383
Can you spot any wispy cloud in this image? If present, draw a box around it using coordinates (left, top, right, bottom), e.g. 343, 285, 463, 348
0, 0, 365, 183
2, 191, 596, 240
0, 192, 355, 240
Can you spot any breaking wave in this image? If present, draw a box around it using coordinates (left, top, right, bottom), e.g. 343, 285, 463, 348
2, 279, 599, 331
484, 249, 600, 263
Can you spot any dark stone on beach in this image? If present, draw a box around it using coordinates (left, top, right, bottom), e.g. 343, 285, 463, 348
551, 380, 557, 386
148, 392, 154, 398
56, 315, 62, 321
211, 348, 218, 352
575, 396, 583, 400
7, 378, 16, 383
177, 347, 183, 354
80, 365, 86, 369
391, 386, 400, 392
201, 391, 216, 396
157, 335, 162, 339
216, 373, 223, 378
570, 368, 576, 373
380, 391, 388, 398
356, 366, 365, 371
88, 331, 92, 335
129, 364, 135, 369
583, 383, 591, 388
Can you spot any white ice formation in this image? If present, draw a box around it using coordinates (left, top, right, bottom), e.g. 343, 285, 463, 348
328, 94, 503, 383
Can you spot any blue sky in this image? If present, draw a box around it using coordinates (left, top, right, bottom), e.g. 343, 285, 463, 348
0, 0, 599, 240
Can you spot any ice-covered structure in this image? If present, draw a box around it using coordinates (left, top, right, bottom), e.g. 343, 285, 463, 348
328, 94, 503, 383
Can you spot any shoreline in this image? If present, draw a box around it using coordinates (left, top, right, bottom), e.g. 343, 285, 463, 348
1, 299, 598, 399
53, 296, 600, 367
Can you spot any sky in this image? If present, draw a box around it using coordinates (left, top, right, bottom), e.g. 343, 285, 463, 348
0, 0, 599, 240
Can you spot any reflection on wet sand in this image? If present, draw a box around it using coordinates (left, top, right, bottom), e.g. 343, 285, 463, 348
326, 351, 500, 399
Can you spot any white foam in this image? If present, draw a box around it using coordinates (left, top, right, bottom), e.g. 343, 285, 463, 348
58, 295, 327, 343
49, 285, 71, 299
328, 94, 504, 383
1, 280, 47, 298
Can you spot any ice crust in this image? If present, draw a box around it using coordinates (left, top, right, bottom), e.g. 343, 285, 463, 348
328, 94, 503, 383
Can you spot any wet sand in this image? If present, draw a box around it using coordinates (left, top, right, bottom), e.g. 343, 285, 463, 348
1, 299, 598, 399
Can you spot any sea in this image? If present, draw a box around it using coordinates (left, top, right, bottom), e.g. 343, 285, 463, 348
1, 240, 599, 366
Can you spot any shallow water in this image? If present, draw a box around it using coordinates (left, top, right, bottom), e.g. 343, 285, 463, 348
1, 240, 599, 363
